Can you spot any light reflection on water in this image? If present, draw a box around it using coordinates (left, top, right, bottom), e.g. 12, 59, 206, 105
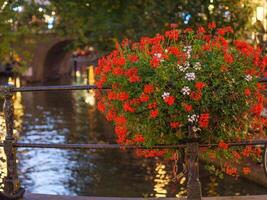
0, 78, 266, 197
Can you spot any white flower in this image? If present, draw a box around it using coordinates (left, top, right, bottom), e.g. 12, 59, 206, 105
181, 86, 191, 95
183, 46, 192, 52
188, 114, 199, 123
161, 92, 170, 100
186, 52, 191, 59
154, 53, 164, 62
183, 46, 192, 58
193, 62, 202, 70
192, 126, 201, 132
245, 75, 253, 82
185, 72, 196, 81
178, 65, 188, 72
184, 62, 190, 67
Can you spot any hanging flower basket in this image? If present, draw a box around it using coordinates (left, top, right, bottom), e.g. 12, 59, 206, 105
95, 24, 267, 169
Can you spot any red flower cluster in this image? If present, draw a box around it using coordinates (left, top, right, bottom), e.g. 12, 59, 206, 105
95, 24, 267, 174
165, 29, 179, 40
218, 140, 229, 150
195, 82, 206, 90
224, 53, 234, 64
164, 96, 175, 106
144, 84, 154, 94
225, 166, 237, 176
170, 121, 181, 128
150, 109, 159, 118
183, 103, 192, 112
199, 113, 210, 128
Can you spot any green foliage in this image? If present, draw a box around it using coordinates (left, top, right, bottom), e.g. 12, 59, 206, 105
53, 0, 256, 52
0, 0, 258, 62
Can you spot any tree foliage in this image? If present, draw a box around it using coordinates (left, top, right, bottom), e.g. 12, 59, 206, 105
53, 0, 256, 52
0, 0, 258, 60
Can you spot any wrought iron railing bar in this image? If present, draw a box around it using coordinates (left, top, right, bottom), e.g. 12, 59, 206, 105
258, 77, 267, 83
0, 140, 265, 149
14, 143, 186, 149
12, 85, 110, 92
0, 76, 264, 93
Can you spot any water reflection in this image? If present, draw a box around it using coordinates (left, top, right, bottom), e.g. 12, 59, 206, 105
153, 162, 170, 197
0, 113, 6, 191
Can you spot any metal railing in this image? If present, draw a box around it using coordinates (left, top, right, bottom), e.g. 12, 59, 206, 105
0, 83, 266, 200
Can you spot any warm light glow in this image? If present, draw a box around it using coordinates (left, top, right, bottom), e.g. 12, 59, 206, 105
206, 176, 218, 196
76, 70, 81, 78
85, 90, 96, 106
0, 114, 7, 191
15, 77, 21, 88
257, 6, 264, 21
8, 77, 14, 85
88, 65, 95, 85
153, 162, 170, 198
1, 1, 8, 11
0, 77, 24, 190
175, 176, 187, 197
208, 4, 215, 14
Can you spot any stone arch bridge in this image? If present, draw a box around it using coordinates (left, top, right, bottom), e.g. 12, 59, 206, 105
18, 34, 97, 82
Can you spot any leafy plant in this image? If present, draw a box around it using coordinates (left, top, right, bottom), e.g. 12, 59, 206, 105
96, 24, 267, 175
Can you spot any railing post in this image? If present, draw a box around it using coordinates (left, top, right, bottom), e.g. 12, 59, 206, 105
0, 85, 25, 200
186, 125, 202, 200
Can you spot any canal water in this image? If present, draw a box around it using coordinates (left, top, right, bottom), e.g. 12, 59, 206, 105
0, 77, 267, 197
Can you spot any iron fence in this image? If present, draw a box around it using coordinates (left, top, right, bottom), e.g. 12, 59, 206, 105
0, 83, 266, 200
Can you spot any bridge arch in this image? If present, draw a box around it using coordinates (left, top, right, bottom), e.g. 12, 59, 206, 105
27, 36, 73, 82
43, 39, 73, 81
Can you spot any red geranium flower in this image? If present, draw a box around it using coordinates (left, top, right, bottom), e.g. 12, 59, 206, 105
112, 67, 124, 75
123, 102, 135, 112
244, 88, 251, 96
199, 113, 210, 128
170, 121, 181, 128
198, 26, 206, 34
117, 92, 129, 101
195, 82, 206, 90
97, 101, 105, 112
243, 167, 251, 175
218, 140, 229, 150
147, 102, 157, 109
165, 30, 179, 40
128, 55, 139, 63
183, 103, 193, 112
114, 115, 127, 125
133, 134, 145, 143
144, 84, 154, 94
164, 96, 175, 106
140, 93, 150, 102
224, 53, 234, 64
150, 109, 159, 118
208, 22, 216, 29
150, 56, 160, 68
190, 91, 202, 101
